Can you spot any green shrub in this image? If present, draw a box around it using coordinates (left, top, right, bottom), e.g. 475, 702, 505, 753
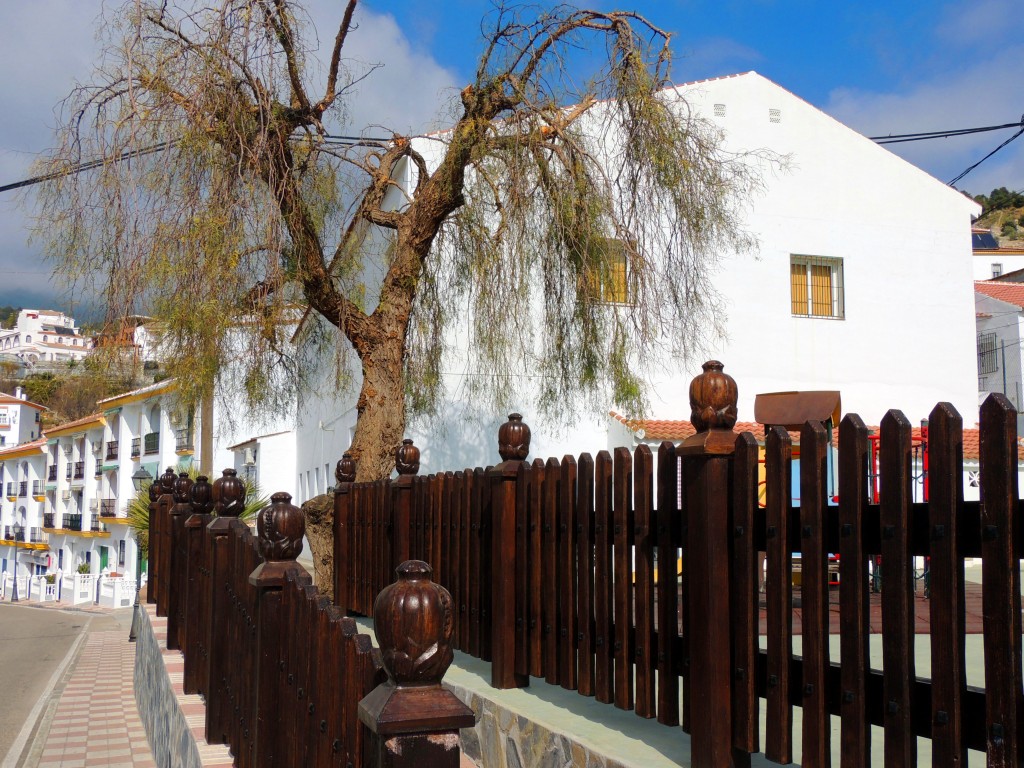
77, 562, 91, 574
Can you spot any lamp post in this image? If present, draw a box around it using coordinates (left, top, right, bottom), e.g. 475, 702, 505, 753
128, 466, 153, 642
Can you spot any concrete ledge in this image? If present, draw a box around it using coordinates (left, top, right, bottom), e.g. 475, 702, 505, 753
134, 605, 233, 767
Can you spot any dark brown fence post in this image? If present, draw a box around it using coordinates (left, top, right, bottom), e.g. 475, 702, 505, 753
391, 440, 419, 570
359, 560, 476, 767
490, 413, 530, 689
166, 471, 193, 651
183, 475, 214, 696
155, 466, 176, 616
677, 361, 744, 768
204, 468, 246, 746
249, 492, 306, 768
145, 479, 161, 604
334, 451, 356, 613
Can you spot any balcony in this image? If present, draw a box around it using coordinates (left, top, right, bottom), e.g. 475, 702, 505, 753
73, 462, 85, 480
90, 518, 104, 533
44, 512, 55, 528
47, 466, 57, 482
144, 432, 159, 455
9, 524, 24, 542
65, 465, 72, 480
32, 480, 41, 496
100, 499, 118, 518
131, 437, 141, 458
28, 527, 43, 543
175, 427, 193, 452
106, 441, 118, 460
17, 481, 27, 497
5, 482, 13, 499
64, 514, 83, 532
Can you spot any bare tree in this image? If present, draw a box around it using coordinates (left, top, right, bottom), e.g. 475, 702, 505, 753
35, 1, 761, 485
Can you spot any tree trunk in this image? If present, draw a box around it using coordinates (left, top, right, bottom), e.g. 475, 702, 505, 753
301, 494, 334, 600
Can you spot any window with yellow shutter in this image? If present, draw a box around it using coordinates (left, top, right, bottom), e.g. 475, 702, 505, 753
790, 255, 844, 319
584, 238, 632, 305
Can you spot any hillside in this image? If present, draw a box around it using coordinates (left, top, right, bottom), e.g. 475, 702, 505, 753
976, 207, 1024, 247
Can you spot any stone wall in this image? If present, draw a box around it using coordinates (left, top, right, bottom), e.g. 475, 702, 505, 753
134, 605, 232, 767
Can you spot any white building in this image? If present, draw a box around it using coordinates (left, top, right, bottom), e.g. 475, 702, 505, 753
293, 71, 981, 484
973, 228, 1024, 281
975, 281, 1024, 420
0, 309, 94, 366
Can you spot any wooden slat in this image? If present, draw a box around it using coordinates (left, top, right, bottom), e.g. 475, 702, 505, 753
838, 413, 871, 768
633, 445, 655, 718
529, 459, 544, 677
479, 465, 494, 662
440, 473, 453, 596
800, 420, 831, 767
576, 453, 596, 697
730, 433, 758, 751
764, 425, 793, 763
515, 463, 531, 678
460, 473, 471, 651
927, 402, 968, 768
594, 450, 614, 704
469, 468, 484, 657
543, 457, 561, 684
680, 449, 691, 735
879, 409, 916, 768
655, 442, 679, 727
559, 456, 579, 690
979, 394, 1023, 768
613, 446, 634, 711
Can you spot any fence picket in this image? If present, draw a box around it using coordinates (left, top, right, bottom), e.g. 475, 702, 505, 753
529, 459, 545, 677
577, 453, 596, 697
764, 425, 793, 763
838, 414, 871, 768
633, 445, 655, 718
613, 446, 634, 711
979, 394, 1023, 768
559, 456, 579, 691
543, 457, 561, 684
594, 450, 614, 704
731, 433, 758, 751
655, 442, 680, 727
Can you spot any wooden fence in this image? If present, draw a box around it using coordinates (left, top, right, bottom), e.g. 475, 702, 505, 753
149, 468, 475, 768
335, 362, 1024, 768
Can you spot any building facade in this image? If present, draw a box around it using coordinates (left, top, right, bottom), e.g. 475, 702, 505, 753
0, 309, 94, 366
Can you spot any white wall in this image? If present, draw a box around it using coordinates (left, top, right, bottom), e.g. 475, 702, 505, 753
974, 254, 1024, 281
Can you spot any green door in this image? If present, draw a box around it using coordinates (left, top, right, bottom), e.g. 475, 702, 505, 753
99, 546, 109, 571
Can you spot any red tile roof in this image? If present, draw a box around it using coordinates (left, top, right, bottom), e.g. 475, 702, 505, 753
975, 281, 1024, 309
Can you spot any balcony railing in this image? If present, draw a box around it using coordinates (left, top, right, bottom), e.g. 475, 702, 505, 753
44, 512, 55, 528
10, 524, 25, 542
73, 462, 84, 480
31, 480, 41, 496
47, 466, 57, 481
131, 437, 141, 458
175, 427, 193, 452
28, 527, 43, 543
90, 518, 103, 533
5, 482, 12, 498
65, 465, 72, 480
64, 514, 83, 532
17, 481, 27, 497
106, 441, 118, 460
100, 499, 118, 517
144, 432, 159, 455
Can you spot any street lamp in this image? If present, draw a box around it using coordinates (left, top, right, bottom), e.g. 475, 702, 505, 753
128, 466, 153, 642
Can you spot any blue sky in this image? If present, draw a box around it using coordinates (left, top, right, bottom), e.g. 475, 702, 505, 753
0, 0, 1020, 311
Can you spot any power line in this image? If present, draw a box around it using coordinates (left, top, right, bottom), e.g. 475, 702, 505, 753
949, 124, 1024, 186
0, 133, 393, 195
871, 120, 1024, 145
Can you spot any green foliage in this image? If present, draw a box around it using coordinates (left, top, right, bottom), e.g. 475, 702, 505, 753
972, 186, 1024, 216
125, 465, 267, 558
77, 561, 91, 574
1002, 223, 1019, 239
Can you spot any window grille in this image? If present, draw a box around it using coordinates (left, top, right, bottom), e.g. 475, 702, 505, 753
790, 255, 844, 319
978, 332, 999, 375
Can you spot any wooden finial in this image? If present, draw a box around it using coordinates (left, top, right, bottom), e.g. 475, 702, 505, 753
213, 468, 246, 517
190, 476, 214, 514
395, 439, 420, 476
498, 413, 531, 462
374, 560, 454, 684
689, 360, 738, 432
335, 452, 356, 484
172, 472, 193, 504
159, 467, 177, 494
148, 479, 162, 503
256, 492, 305, 562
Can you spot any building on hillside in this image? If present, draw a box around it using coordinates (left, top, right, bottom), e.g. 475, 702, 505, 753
226, 430, 297, 500
293, 71, 981, 484
973, 227, 1024, 281
0, 309, 94, 366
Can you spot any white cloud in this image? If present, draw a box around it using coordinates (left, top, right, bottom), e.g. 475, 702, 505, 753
826, 44, 1024, 195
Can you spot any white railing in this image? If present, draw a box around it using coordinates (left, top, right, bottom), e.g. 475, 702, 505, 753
97, 575, 134, 608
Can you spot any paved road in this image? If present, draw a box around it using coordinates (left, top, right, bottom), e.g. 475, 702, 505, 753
0, 604, 131, 766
